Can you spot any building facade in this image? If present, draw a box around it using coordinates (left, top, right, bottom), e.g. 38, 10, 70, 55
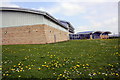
0, 7, 74, 45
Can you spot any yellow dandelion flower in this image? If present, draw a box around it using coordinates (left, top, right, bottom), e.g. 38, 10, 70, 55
3, 74, 5, 76
90, 77, 92, 79
18, 75, 21, 77
42, 65, 45, 67
19, 66, 21, 68
105, 74, 108, 76
111, 68, 113, 70
29, 68, 31, 70
6, 74, 9, 76
93, 73, 96, 75
13, 65, 16, 67
59, 74, 62, 76
98, 72, 101, 74
11, 69, 15, 71
116, 73, 119, 76
18, 63, 20, 66
25, 66, 28, 68
83, 67, 86, 68
86, 64, 89, 66
25, 58, 27, 59
76, 65, 80, 67
63, 74, 65, 77
20, 70, 22, 72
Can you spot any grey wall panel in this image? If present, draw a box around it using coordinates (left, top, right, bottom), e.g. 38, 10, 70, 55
2, 11, 68, 32
2, 11, 44, 27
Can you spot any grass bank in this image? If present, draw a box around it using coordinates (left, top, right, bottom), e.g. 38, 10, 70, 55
2, 39, 120, 79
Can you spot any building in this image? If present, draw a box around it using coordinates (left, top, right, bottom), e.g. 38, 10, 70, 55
69, 31, 111, 40
0, 7, 74, 45
58, 20, 74, 33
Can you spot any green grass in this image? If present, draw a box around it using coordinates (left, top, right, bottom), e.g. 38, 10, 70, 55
2, 39, 120, 79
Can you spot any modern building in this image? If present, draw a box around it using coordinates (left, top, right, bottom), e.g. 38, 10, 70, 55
58, 20, 74, 33
0, 7, 74, 45
70, 31, 111, 40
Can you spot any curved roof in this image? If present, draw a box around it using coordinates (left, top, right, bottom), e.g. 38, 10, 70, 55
58, 20, 74, 29
58, 20, 74, 33
93, 31, 102, 34
102, 31, 111, 34
77, 31, 111, 34
0, 7, 68, 30
77, 31, 94, 34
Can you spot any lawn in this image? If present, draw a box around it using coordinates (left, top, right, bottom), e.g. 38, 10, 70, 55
2, 39, 120, 79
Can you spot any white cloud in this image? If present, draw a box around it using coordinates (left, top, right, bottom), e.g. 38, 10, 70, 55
0, 2, 20, 8
38, 2, 86, 16
75, 17, 118, 34
1, 0, 119, 2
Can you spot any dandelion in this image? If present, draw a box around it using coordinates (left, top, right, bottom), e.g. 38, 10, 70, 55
86, 64, 89, 66
90, 77, 92, 79
28, 68, 31, 70
76, 65, 80, 67
83, 67, 86, 68
11, 69, 15, 71
38, 68, 41, 71
59, 74, 62, 76
3, 74, 5, 76
25, 58, 27, 59
105, 74, 108, 76
20, 70, 22, 72
93, 73, 96, 75
98, 72, 101, 74
6, 74, 9, 76
25, 66, 28, 68
18, 63, 20, 66
116, 73, 119, 76
62, 74, 65, 77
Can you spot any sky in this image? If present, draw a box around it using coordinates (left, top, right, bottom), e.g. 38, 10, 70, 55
0, 0, 119, 34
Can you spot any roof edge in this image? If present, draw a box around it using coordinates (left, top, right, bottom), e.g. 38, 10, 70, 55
0, 7, 68, 30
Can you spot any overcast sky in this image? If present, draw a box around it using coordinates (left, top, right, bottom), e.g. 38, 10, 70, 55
1, 0, 119, 34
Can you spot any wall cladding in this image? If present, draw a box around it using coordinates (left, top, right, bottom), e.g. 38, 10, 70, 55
2, 11, 68, 32
1, 24, 69, 45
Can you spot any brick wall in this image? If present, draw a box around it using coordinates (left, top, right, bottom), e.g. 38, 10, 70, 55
44, 25, 69, 43
1, 24, 69, 45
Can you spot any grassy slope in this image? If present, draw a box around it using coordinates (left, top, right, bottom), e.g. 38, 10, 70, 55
2, 39, 120, 79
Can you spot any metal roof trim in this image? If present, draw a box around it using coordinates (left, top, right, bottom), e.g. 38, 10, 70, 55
0, 7, 68, 30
